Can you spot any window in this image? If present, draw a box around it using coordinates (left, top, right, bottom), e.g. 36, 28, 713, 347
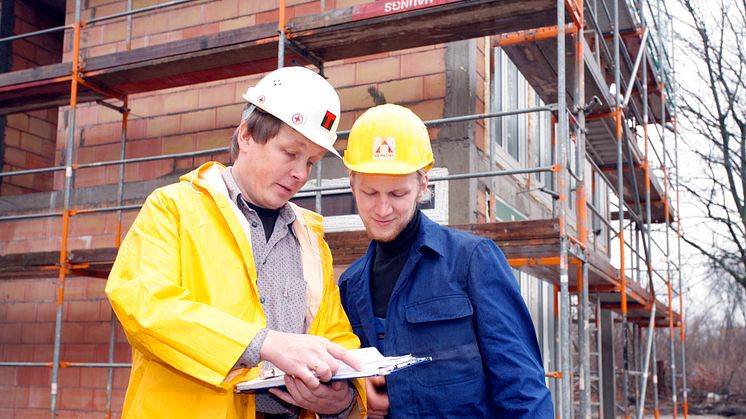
491, 48, 527, 164
532, 93, 553, 188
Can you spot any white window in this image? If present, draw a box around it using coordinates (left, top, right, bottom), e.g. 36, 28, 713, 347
532, 93, 553, 188
491, 48, 527, 165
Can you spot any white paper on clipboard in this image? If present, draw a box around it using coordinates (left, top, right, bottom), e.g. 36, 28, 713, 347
235, 347, 431, 392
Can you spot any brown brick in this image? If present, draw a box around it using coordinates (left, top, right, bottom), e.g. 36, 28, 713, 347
4, 147, 28, 167
35, 302, 57, 322
409, 99, 444, 122
139, 160, 172, 180
219, 15, 255, 31
356, 56, 401, 84
4, 127, 21, 147
11, 174, 35, 189
325, 62, 356, 88
0, 386, 28, 408
27, 117, 54, 139
423, 73, 446, 99
63, 343, 103, 363
195, 129, 230, 151
80, 368, 107, 389
338, 85, 376, 111
58, 387, 93, 410
0, 323, 22, 343
288, 1, 320, 18
101, 21, 126, 44
5, 302, 36, 322
129, 95, 165, 120
81, 122, 120, 146
17, 366, 49, 387
255, 9, 279, 25
239, 0, 277, 15
181, 109, 216, 133
168, 4, 204, 30
162, 133, 196, 155
344, 51, 390, 65
183, 22, 220, 39
401, 48, 445, 78
199, 84, 238, 109
57, 367, 81, 388
216, 104, 244, 128
27, 386, 50, 409
3, 344, 35, 362
0, 367, 16, 386
6, 113, 29, 131
83, 322, 113, 344
65, 301, 101, 322
126, 138, 162, 158
24, 281, 55, 303
145, 114, 180, 138
379, 77, 424, 105
131, 13, 169, 38
60, 322, 84, 345
148, 30, 183, 47
86, 279, 106, 299
87, 42, 119, 57
163, 89, 199, 114
62, 278, 88, 301
21, 322, 53, 344
203, 0, 239, 22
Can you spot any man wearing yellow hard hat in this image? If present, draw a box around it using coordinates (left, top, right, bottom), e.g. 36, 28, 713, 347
339, 104, 554, 417
106, 66, 365, 418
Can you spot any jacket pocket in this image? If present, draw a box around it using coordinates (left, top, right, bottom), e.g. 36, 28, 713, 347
401, 295, 481, 387
404, 295, 473, 323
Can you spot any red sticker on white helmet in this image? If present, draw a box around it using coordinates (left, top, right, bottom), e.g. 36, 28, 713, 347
373, 136, 396, 160
257, 95, 266, 104
321, 110, 336, 131
291, 113, 304, 125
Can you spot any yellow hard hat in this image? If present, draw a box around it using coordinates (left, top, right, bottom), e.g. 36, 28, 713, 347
343, 104, 434, 175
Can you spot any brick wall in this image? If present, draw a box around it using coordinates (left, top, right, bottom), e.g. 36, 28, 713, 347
1, 0, 63, 195
0, 276, 129, 418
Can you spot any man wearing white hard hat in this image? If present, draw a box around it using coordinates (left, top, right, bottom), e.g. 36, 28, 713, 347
107, 66, 365, 419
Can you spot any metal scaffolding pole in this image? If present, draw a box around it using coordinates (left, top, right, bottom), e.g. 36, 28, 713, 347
612, 0, 630, 417
670, 20, 689, 418
50, 2, 82, 415
636, 3, 659, 414
571, 0, 591, 416
556, 0, 573, 416
657, 2, 678, 416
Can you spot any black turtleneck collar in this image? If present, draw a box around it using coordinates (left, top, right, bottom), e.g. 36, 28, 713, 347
376, 208, 421, 256
371, 209, 421, 318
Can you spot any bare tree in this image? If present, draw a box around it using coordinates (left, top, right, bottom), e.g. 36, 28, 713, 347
674, 0, 746, 292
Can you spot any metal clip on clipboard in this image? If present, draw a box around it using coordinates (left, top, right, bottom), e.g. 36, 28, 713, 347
378, 356, 432, 376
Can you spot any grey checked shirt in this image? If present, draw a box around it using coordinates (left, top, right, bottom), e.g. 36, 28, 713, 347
223, 168, 306, 415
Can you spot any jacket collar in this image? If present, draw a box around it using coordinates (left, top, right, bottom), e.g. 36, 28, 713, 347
179, 162, 323, 234
346, 212, 445, 349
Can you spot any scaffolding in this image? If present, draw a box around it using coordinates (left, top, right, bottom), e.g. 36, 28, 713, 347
0, 0, 688, 417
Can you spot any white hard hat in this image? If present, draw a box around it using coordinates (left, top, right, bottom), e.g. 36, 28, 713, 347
242, 66, 341, 158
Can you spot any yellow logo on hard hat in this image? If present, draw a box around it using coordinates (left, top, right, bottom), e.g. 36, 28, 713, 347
373, 137, 396, 160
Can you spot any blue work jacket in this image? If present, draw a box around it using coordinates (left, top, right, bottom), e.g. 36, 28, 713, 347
339, 214, 554, 418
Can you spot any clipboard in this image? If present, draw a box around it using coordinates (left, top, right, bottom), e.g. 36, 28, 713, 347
235, 347, 431, 392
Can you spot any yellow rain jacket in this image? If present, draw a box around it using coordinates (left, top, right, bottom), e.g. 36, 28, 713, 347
106, 162, 365, 418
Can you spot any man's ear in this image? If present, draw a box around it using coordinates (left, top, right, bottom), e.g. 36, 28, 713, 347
417, 174, 429, 201
348, 172, 356, 193
237, 123, 253, 151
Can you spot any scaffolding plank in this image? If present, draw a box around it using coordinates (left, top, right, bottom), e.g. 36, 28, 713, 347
0, 0, 558, 115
